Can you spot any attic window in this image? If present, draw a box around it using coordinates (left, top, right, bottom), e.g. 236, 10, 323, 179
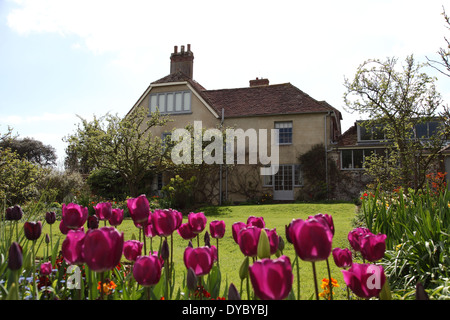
149, 91, 191, 114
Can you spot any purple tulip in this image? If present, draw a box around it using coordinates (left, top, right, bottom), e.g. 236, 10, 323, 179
62, 203, 88, 230
83, 227, 124, 272
249, 255, 293, 300
342, 263, 386, 299
152, 209, 179, 237
123, 240, 143, 262
8, 242, 22, 270
360, 233, 387, 262
332, 248, 353, 268
178, 223, 197, 240
188, 212, 207, 234
232, 222, 247, 244
24, 221, 42, 241
87, 215, 99, 229
59, 219, 70, 235
61, 229, 86, 265
94, 202, 112, 221
133, 255, 163, 286
127, 195, 150, 226
289, 218, 333, 262
209, 220, 226, 239
183, 246, 215, 276
238, 226, 261, 257
45, 211, 56, 225
5, 205, 23, 221
247, 216, 265, 228
144, 216, 158, 238
348, 227, 371, 252
40, 262, 52, 276
109, 208, 124, 227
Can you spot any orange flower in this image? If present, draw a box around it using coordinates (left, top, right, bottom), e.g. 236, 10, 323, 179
98, 279, 117, 295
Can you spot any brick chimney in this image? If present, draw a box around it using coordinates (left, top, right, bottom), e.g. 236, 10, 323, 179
170, 44, 194, 79
249, 77, 269, 87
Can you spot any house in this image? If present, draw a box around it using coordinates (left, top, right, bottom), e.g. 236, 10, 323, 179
331, 120, 450, 200
128, 44, 343, 203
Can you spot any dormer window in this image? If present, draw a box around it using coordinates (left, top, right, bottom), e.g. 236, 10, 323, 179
149, 91, 191, 114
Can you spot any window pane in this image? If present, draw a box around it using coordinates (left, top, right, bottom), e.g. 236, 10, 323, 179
342, 150, 353, 169
167, 93, 174, 112
150, 95, 157, 113
372, 126, 384, 140
416, 123, 427, 139
175, 92, 182, 111
359, 125, 371, 140
353, 149, 364, 168
183, 92, 191, 111
428, 122, 439, 137
158, 94, 166, 112
275, 122, 292, 144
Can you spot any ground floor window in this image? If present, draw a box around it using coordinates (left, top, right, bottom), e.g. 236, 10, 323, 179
263, 164, 303, 187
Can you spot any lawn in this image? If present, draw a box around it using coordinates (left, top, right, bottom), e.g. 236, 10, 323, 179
38, 201, 356, 300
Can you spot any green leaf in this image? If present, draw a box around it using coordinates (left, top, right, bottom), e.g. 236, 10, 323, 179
379, 281, 392, 300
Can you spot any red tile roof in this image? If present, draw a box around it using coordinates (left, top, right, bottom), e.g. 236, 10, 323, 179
152, 72, 341, 118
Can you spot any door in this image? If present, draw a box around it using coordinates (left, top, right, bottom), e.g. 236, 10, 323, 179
273, 165, 294, 200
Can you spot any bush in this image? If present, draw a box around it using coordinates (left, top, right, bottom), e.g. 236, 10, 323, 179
360, 186, 450, 297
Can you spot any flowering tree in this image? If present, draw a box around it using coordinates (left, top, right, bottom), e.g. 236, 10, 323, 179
344, 55, 450, 192
64, 106, 170, 196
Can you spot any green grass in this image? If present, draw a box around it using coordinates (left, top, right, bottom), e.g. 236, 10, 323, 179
38, 202, 356, 300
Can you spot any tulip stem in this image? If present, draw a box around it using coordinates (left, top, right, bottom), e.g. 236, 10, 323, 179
100, 272, 105, 300
311, 262, 319, 300
295, 254, 300, 300
326, 258, 333, 300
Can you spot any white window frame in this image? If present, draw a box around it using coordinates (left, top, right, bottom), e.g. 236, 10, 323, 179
149, 91, 191, 115
275, 121, 293, 145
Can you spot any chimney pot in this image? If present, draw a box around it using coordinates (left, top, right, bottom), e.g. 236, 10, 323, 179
174, 46, 178, 54
249, 77, 269, 87
170, 44, 194, 78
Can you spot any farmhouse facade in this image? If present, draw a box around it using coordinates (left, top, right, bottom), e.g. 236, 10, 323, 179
128, 44, 343, 203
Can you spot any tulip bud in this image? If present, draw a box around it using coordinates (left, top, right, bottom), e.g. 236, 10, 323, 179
204, 231, 211, 247
278, 236, 285, 252
257, 229, 271, 259
8, 242, 22, 271
161, 239, 170, 261
45, 211, 56, 225
186, 267, 198, 291
228, 283, 241, 300
45, 233, 50, 244
239, 256, 249, 280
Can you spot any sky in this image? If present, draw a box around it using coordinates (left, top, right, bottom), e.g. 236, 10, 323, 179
1, 0, 450, 167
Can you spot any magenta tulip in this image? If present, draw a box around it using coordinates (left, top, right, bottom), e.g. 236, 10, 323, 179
183, 246, 215, 276
247, 216, 265, 228
309, 213, 335, 236
40, 262, 52, 276
332, 248, 353, 268
24, 221, 42, 241
61, 229, 86, 265
127, 195, 150, 226
133, 255, 163, 286
59, 219, 70, 235
83, 227, 124, 272
109, 208, 124, 227
238, 226, 261, 257
209, 220, 226, 239
342, 263, 386, 299
188, 212, 207, 234
87, 215, 99, 229
123, 240, 143, 262
348, 227, 371, 252
152, 209, 179, 237
94, 202, 112, 221
178, 223, 197, 240
62, 203, 88, 230
249, 255, 293, 300
289, 218, 333, 262
144, 216, 158, 238
265, 228, 279, 255
232, 222, 247, 244
360, 233, 387, 262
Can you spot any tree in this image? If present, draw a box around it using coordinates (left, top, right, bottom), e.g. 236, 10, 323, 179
0, 136, 57, 167
427, 7, 450, 77
344, 55, 449, 192
64, 106, 170, 197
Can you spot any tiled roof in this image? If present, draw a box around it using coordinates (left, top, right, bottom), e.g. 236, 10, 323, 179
151, 72, 340, 118
152, 72, 341, 117
202, 83, 339, 118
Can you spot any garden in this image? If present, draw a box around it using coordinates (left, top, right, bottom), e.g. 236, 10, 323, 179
1, 181, 449, 301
